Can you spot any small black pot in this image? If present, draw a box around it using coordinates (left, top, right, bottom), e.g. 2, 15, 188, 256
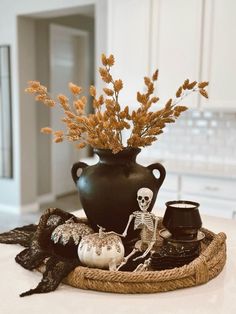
163, 200, 202, 240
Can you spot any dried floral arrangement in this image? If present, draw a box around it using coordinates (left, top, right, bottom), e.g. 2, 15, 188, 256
26, 54, 208, 153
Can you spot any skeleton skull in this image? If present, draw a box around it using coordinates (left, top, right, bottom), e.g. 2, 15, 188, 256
137, 188, 153, 211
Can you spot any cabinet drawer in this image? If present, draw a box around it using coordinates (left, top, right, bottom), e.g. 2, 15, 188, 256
181, 193, 236, 219
181, 175, 236, 201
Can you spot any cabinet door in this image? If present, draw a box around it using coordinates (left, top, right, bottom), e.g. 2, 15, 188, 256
201, 0, 236, 110
152, 0, 203, 108
107, 0, 151, 107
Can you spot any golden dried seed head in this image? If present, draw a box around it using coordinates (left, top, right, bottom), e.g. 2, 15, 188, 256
176, 87, 182, 97
107, 54, 115, 66
58, 94, 68, 105
69, 83, 82, 95
114, 79, 123, 92
103, 73, 112, 83
144, 77, 151, 86
174, 105, 188, 113
64, 111, 75, 118
28, 81, 40, 89
41, 127, 53, 134
90, 85, 96, 97
101, 53, 108, 66
199, 89, 208, 98
187, 81, 197, 89
99, 67, 108, 77
183, 79, 189, 90
53, 137, 63, 143
198, 81, 209, 88
103, 88, 114, 96
152, 70, 159, 81
76, 142, 86, 149
81, 96, 87, 105
74, 100, 85, 111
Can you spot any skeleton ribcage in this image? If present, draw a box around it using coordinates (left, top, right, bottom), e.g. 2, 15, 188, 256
133, 211, 154, 232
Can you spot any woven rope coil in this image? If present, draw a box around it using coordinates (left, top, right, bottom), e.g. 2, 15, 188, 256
61, 225, 226, 294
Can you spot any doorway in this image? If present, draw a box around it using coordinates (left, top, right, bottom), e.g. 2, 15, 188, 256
18, 10, 95, 207
50, 24, 90, 197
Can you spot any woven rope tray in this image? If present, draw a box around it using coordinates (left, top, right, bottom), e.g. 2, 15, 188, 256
57, 225, 226, 294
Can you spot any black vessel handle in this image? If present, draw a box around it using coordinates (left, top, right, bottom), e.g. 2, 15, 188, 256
147, 163, 166, 187
71, 162, 88, 184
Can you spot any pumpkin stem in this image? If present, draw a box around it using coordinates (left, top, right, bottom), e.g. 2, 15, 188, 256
97, 225, 105, 238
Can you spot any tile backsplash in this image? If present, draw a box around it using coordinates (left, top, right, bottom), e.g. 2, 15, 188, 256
146, 110, 236, 164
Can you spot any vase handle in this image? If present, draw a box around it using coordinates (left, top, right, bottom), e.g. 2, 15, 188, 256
147, 163, 166, 188
71, 162, 88, 184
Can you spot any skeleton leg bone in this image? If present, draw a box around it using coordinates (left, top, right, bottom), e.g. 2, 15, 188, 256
133, 258, 151, 272
115, 248, 139, 271
133, 240, 155, 261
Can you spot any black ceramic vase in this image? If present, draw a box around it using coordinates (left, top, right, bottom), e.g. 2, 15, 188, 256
71, 148, 166, 239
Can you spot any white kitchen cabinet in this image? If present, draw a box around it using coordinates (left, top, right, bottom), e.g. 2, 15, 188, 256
181, 174, 236, 219
181, 175, 236, 201
155, 171, 236, 219
201, 0, 236, 110
107, 0, 203, 109
160, 172, 179, 193
155, 191, 178, 216
107, 0, 151, 107
151, 0, 203, 108
155, 172, 179, 212
107, 0, 236, 111
180, 194, 236, 220
152, 0, 236, 111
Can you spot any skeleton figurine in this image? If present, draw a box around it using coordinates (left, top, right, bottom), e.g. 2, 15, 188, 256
117, 188, 159, 270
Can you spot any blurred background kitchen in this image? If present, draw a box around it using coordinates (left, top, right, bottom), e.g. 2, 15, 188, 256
0, 0, 236, 231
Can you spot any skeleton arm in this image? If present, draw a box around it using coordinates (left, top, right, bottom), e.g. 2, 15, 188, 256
120, 214, 135, 237
151, 215, 159, 241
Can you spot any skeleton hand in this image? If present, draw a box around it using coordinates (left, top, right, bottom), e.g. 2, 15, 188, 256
112, 231, 128, 238
111, 232, 126, 238
121, 231, 127, 238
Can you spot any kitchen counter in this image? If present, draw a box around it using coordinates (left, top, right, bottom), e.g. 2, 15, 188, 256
0, 210, 235, 314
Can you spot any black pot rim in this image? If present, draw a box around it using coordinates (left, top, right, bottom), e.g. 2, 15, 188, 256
94, 147, 141, 156
165, 200, 200, 209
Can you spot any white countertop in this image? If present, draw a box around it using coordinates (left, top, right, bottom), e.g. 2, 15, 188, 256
0, 210, 236, 314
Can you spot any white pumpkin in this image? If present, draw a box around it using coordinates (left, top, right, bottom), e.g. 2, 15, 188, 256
78, 226, 124, 270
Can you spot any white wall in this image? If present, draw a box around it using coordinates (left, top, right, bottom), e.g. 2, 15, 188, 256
0, 0, 108, 213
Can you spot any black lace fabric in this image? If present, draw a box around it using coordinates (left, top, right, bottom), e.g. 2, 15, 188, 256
0, 208, 82, 297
